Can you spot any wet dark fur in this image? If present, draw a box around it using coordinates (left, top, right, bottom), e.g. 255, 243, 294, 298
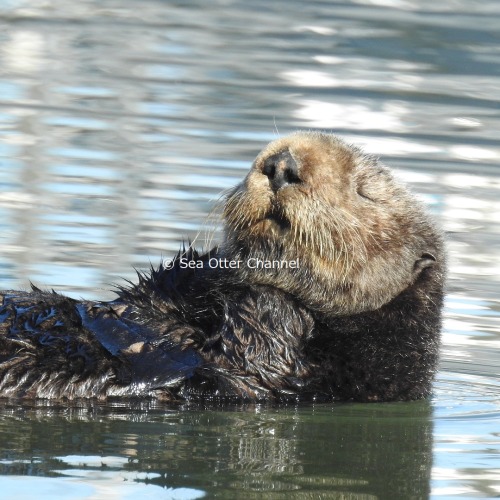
0, 132, 445, 402
0, 246, 443, 402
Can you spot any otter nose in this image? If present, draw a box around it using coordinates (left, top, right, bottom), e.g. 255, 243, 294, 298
262, 150, 300, 192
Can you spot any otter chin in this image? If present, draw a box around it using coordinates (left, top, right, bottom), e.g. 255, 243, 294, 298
0, 132, 446, 402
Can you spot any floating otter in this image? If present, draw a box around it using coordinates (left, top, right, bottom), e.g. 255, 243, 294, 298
0, 132, 445, 402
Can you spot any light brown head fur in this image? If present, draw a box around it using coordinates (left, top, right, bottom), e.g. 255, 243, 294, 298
222, 131, 444, 316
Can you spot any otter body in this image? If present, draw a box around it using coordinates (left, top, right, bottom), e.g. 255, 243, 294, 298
0, 132, 445, 402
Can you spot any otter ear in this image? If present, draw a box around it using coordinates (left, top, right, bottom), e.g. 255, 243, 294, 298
413, 253, 437, 275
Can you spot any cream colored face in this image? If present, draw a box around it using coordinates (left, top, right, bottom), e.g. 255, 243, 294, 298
222, 132, 440, 315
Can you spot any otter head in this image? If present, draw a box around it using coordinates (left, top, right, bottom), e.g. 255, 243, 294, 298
222, 132, 444, 316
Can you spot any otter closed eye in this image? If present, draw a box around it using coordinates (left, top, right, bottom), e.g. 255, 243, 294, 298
0, 131, 446, 403
356, 188, 375, 202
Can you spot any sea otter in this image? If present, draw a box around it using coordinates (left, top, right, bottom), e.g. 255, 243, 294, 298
0, 132, 445, 402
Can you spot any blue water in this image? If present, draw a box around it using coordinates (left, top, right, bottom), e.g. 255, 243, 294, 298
0, 0, 499, 498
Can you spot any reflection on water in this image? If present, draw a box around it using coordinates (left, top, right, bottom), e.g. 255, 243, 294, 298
1, 0, 500, 498
0, 401, 434, 499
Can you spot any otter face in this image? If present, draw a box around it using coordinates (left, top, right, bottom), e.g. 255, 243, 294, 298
222, 132, 443, 315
